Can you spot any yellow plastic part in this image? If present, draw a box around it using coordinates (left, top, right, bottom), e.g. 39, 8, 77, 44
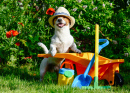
58, 74, 74, 85
95, 24, 99, 77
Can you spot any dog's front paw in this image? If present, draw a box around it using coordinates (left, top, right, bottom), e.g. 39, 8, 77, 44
76, 49, 82, 54
51, 49, 57, 56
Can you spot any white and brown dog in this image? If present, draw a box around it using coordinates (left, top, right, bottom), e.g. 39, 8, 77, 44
38, 7, 81, 81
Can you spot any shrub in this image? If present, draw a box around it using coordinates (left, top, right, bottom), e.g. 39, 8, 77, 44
0, 0, 129, 65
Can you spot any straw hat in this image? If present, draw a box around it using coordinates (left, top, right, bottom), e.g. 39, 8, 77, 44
48, 7, 75, 28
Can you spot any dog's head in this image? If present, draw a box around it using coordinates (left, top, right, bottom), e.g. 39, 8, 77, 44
53, 16, 71, 29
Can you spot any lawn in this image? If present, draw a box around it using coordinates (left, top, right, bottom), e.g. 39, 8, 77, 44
0, 63, 129, 93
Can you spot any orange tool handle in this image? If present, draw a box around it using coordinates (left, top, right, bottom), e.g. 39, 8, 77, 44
60, 62, 74, 70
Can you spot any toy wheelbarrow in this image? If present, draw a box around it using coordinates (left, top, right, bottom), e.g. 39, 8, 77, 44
38, 49, 124, 87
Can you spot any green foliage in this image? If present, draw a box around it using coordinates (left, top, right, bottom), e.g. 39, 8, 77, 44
0, 0, 130, 66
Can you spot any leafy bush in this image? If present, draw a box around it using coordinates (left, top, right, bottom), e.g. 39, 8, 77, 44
0, 0, 129, 66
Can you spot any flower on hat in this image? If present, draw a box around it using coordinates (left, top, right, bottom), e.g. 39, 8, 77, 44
6, 30, 19, 38
46, 8, 55, 15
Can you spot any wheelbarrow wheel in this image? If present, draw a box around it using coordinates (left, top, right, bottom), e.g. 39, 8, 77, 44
114, 72, 124, 87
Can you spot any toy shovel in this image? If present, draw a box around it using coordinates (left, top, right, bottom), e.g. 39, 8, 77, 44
72, 39, 109, 88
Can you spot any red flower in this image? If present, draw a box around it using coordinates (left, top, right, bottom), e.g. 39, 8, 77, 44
15, 42, 20, 46
6, 31, 12, 38
24, 56, 32, 59
18, 22, 24, 26
46, 8, 55, 15
12, 31, 19, 36
6, 30, 19, 38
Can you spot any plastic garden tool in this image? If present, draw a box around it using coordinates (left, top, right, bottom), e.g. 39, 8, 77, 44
72, 39, 109, 88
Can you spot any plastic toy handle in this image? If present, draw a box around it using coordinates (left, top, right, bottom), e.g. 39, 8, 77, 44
60, 62, 74, 70
83, 39, 109, 78
99, 39, 109, 53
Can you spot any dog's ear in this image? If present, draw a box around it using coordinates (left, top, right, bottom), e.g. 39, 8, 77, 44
63, 16, 71, 26
66, 18, 71, 26
66, 18, 71, 25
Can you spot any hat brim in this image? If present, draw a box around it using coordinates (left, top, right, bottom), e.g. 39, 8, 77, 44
48, 15, 75, 28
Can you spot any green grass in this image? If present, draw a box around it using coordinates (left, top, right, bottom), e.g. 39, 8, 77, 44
0, 64, 129, 93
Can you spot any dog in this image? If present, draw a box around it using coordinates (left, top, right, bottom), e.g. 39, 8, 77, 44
38, 7, 81, 82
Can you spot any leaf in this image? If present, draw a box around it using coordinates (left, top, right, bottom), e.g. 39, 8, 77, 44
10, 48, 18, 52
34, 36, 39, 42
10, 55, 17, 62
20, 39, 27, 46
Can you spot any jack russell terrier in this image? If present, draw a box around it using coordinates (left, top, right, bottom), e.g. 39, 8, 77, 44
38, 7, 81, 82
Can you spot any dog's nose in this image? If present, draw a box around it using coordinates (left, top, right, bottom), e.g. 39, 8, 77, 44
57, 19, 62, 22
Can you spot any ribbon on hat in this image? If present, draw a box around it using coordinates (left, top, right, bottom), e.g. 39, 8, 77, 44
54, 12, 70, 16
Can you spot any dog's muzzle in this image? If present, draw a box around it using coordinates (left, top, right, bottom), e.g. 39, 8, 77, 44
57, 23, 66, 28
56, 18, 66, 28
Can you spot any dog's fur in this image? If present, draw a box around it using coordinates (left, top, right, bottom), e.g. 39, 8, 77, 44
38, 16, 81, 81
